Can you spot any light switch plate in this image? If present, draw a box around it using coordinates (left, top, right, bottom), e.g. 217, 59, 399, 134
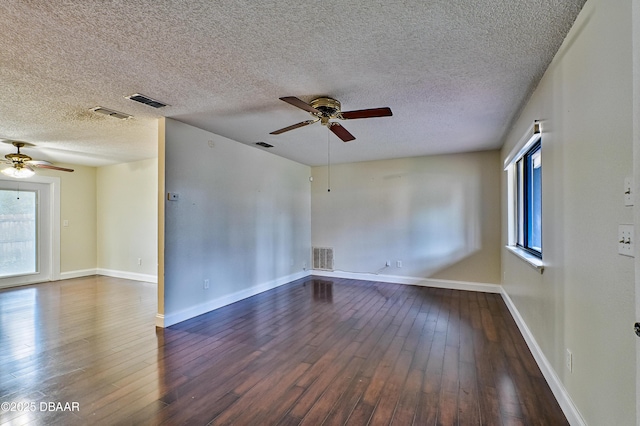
624, 176, 633, 206
618, 224, 634, 257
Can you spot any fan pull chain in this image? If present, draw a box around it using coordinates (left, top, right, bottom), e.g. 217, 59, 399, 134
327, 127, 331, 192
16, 182, 20, 200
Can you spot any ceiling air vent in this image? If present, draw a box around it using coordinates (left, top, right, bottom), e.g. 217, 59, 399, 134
125, 93, 168, 108
255, 142, 273, 148
89, 106, 132, 120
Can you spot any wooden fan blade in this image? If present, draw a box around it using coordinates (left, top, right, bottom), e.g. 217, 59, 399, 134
270, 119, 318, 135
32, 163, 74, 172
279, 97, 320, 114
329, 123, 356, 142
341, 107, 393, 120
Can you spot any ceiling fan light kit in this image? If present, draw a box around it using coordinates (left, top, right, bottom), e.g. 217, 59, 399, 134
1, 141, 74, 178
1, 164, 35, 178
270, 96, 392, 142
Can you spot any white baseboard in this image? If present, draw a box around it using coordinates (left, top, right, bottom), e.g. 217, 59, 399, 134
59, 269, 97, 280
161, 270, 310, 327
155, 314, 165, 328
310, 269, 501, 293
96, 268, 158, 283
500, 289, 586, 426
58, 268, 157, 283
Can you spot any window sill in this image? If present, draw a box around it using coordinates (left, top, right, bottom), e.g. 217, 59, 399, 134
506, 246, 544, 273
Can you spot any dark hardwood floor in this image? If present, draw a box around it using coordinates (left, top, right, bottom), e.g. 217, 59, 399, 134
0, 275, 567, 425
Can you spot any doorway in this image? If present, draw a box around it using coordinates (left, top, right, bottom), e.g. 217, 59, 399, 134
0, 177, 59, 288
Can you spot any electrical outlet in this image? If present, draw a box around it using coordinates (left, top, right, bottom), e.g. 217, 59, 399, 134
618, 224, 634, 257
396, 260, 402, 268
137, 258, 142, 266
565, 349, 572, 372
203, 279, 210, 289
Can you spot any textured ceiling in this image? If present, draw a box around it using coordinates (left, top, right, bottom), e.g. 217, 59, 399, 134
0, 0, 585, 167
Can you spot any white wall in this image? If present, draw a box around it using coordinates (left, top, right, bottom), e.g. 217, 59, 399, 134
160, 118, 311, 325
97, 158, 158, 280
311, 151, 501, 284
501, 1, 635, 424
634, 1, 640, 422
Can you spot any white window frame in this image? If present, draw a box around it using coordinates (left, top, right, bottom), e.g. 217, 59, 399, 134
504, 121, 544, 272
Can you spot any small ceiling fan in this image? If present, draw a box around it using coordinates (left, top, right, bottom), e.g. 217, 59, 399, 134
1, 141, 74, 178
270, 96, 392, 142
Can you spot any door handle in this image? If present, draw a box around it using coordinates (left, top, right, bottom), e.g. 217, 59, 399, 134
635, 322, 640, 337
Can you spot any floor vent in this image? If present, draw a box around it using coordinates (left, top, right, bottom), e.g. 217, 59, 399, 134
313, 247, 334, 271
125, 93, 168, 108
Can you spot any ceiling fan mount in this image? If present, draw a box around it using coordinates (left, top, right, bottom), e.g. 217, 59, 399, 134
5, 142, 31, 163
270, 96, 392, 142
309, 97, 342, 122
2, 140, 74, 178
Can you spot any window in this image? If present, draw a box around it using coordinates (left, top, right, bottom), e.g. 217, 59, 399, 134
505, 120, 543, 268
515, 140, 542, 257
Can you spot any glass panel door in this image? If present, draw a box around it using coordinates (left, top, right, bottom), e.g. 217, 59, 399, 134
0, 189, 38, 277
0, 179, 51, 288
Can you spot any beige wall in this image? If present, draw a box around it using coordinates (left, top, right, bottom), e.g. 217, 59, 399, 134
311, 150, 501, 284
38, 164, 97, 274
501, 0, 635, 423
97, 158, 158, 278
0, 149, 156, 288
39, 159, 158, 279
2, 160, 159, 282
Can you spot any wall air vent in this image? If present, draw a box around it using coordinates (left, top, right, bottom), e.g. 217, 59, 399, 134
255, 142, 273, 148
89, 106, 132, 120
312, 247, 334, 271
125, 93, 168, 108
